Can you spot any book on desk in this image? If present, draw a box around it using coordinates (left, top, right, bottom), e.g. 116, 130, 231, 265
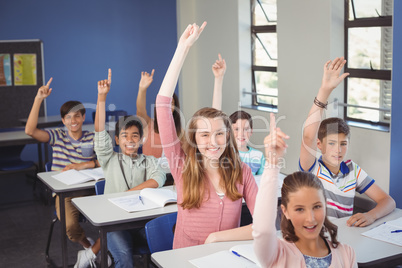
108, 188, 177, 213
361, 216, 402, 247
52, 167, 105, 185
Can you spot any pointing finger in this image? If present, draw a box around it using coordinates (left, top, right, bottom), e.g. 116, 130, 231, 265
108, 68, 112, 84
46, 77, 53, 87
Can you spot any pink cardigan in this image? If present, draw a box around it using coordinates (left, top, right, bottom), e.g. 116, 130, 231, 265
156, 95, 258, 249
252, 167, 357, 268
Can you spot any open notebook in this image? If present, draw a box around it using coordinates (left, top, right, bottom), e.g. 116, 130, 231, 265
109, 188, 177, 213
189, 243, 261, 268
52, 167, 105, 185
361, 216, 402, 247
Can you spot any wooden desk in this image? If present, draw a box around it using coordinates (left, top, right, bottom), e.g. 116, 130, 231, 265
37, 171, 96, 268
72, 187, 177, 268
151, 208, 402, 268
332, 208, 402, 267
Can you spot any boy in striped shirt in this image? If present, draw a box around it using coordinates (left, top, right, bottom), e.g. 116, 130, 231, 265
299, 57, 395, 227
25, 77, 98, 252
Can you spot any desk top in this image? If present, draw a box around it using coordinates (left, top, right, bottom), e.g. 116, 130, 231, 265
72, 186, 178, 227
151, 208, 402, 268
19, 115, 63, 128
332, 208, 402, 265
37, 171, 96, 193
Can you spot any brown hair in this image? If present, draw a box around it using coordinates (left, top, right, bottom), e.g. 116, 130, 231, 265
280, 171, 339, 248
318, 117, 350, 141
154, 93, 182, 137
229, 110, 253, 129
181, 107, 243, 209
60, 101, 86, 118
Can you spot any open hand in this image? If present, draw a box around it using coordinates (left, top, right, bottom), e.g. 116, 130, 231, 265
36, 78, 53, 99
98, 68, 112, 95
320, 57, 349, 93
347, 212, 375, 227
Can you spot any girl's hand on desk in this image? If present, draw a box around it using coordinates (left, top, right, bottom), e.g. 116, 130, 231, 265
36, 77, 53, 100
204, 232, 218, 244
98, 68, 112, 95
347, 212, 375, 227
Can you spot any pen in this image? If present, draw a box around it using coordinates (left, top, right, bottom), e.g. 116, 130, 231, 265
232, 250, 241, 257
391, 230, 402, 233
139, 195, 144, 205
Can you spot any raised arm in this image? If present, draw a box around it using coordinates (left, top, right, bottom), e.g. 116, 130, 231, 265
158, 22, 207, 97
136, 69, 154, 124
211, 53, 226, 110
25, 78, 53, 142
253, 113, 289, 267
95, 69, 111, 133
299, 57, 349, 171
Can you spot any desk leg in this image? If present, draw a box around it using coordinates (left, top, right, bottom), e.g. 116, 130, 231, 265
100, 229, 108, 268
59, 193, 68, 268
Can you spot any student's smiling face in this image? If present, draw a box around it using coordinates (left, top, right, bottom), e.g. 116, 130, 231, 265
115, 125, 142, 156
317, 133, 349, 169
232, 119, 252, 149
195, 117, 228, 161
62, 111, 85, 133
281, 187, 326, 242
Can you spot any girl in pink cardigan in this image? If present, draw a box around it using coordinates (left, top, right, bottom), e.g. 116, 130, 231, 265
253, 113, 357, 267
155, 22, 258, 249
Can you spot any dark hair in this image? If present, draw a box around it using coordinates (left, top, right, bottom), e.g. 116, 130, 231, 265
115, 115, 144, 138
318, 117, 350, 141
154, 92, 182, 136
60, 101, 86, 118
280, 171, 339, 248
229, 110, 253, 129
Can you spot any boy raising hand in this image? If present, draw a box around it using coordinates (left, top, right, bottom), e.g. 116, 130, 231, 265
299, 57, 395, 227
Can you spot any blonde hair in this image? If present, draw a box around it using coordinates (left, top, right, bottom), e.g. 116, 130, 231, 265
181, 107, 243, 209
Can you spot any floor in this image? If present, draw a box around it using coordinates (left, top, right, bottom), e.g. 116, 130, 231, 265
0, 172, 153, 268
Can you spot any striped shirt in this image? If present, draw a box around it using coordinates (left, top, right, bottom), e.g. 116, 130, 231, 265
299, 156, 374, 218
239, 146, 265, 175
46, 128, 96, 171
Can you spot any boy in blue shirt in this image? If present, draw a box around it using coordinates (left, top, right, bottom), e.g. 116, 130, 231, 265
229, 110, 265, 175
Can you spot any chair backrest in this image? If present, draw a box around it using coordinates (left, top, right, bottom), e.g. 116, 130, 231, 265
145, 212, 177, 253
92, 110, 128, 123
95, 180, 106, 195
45, 162, 52, 172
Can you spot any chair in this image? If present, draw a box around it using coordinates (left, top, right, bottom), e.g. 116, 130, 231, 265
145, 212, 177, 253
95, 180, 106, 195
0, 144, 38, 187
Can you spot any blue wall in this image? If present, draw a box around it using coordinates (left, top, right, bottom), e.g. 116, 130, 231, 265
390, 0, 402, 208
0, 0, 177, 161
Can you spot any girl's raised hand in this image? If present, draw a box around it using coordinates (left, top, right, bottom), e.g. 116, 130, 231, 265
320, 57, 350, 93
264, 113, 289, 167
98, 68, 112, 95
178, 21, 207, 48
139, 69, 155, 90
36, 77, 53, 99
212, 53, 226, 78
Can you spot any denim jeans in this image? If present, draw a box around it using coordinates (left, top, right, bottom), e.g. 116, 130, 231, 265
107, 227, 146, 268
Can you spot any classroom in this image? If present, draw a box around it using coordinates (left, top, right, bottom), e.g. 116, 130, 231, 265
0, 0, 401, 267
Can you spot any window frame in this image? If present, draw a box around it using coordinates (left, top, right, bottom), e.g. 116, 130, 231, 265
250, 0, 278, 109
344, 0, 392, 128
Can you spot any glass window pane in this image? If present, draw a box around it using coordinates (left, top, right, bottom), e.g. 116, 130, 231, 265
253, 33, 277, 67
347, 78, 381, 122
349, 0, 392, 20
253, 0, 277, 26
348, 27, 392, 70
255, 71, 278, 105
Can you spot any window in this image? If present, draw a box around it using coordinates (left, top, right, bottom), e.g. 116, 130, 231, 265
250, 0, 278, 109
344, 0, 392, 127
